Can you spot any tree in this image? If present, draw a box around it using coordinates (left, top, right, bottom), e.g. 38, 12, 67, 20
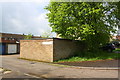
113, 2, 120, 29
41, 30, 53, 38
107, 2, 120, 39
24, 34, 33, 39
45, 2, 119, 51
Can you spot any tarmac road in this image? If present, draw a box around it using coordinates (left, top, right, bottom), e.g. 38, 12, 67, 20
0, 54, 119, 79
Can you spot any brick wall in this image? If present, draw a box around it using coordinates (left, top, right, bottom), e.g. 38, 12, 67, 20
0, 33, 41, 43
20, 38, 84, 62
20, 39, 53, 62
53, 39, 82, 61
116, 35, 120, 40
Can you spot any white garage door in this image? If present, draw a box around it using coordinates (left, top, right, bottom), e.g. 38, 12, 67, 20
8, 44, 17, 54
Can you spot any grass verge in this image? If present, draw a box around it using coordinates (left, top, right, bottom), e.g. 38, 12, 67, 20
56, 50, 120, 62
115, 48, 120, 51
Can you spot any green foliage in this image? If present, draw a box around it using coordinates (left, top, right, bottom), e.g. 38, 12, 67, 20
24, 34, 33, 39
41, 30, 53, 38
45, 2, 119, 51
56, 51, 120, 62
115, 48, 120, 51
114, 2, 120, 28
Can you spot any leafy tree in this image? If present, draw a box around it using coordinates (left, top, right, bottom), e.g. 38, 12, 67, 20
24, 34, 33, 39
41, 30, 53, 38
45, 2, 119, 51
107, 2, 120, 40
114, 2, 120, 28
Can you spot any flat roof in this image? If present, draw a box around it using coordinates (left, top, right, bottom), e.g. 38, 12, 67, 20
22, 38, 81, 41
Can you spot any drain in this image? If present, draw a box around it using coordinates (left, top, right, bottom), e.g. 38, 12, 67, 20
30, 62, 35, 64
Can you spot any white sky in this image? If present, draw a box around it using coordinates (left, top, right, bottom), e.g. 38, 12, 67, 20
0, 0, 57, 37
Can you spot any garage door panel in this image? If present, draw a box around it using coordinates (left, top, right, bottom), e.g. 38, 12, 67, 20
8, 44, 17, 54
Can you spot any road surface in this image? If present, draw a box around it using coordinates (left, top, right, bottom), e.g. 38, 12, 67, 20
0, 54, 119, 79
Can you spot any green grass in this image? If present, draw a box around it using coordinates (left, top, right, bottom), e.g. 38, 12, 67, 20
56, 50, 120, 62
114, 48, 120, 51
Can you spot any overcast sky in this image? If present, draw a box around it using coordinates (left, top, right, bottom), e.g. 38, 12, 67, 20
0, 0, 56, 36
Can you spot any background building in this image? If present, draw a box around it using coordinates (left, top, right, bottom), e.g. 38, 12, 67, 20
0, 32, 41, 55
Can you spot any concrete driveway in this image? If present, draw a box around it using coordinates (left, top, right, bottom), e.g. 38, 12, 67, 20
0, 54, 119, 79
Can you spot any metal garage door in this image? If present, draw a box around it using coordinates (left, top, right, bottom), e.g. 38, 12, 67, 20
8, 44, 17, 54
0, 43, 2, 54
0, 43, 6, 55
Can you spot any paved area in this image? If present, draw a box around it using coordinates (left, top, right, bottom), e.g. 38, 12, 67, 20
0, 54, 119, 79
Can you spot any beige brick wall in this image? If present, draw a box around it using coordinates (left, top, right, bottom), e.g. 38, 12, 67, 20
20, 38, 84, 62
20, 39, 53, 62
53, 39, 82, 61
